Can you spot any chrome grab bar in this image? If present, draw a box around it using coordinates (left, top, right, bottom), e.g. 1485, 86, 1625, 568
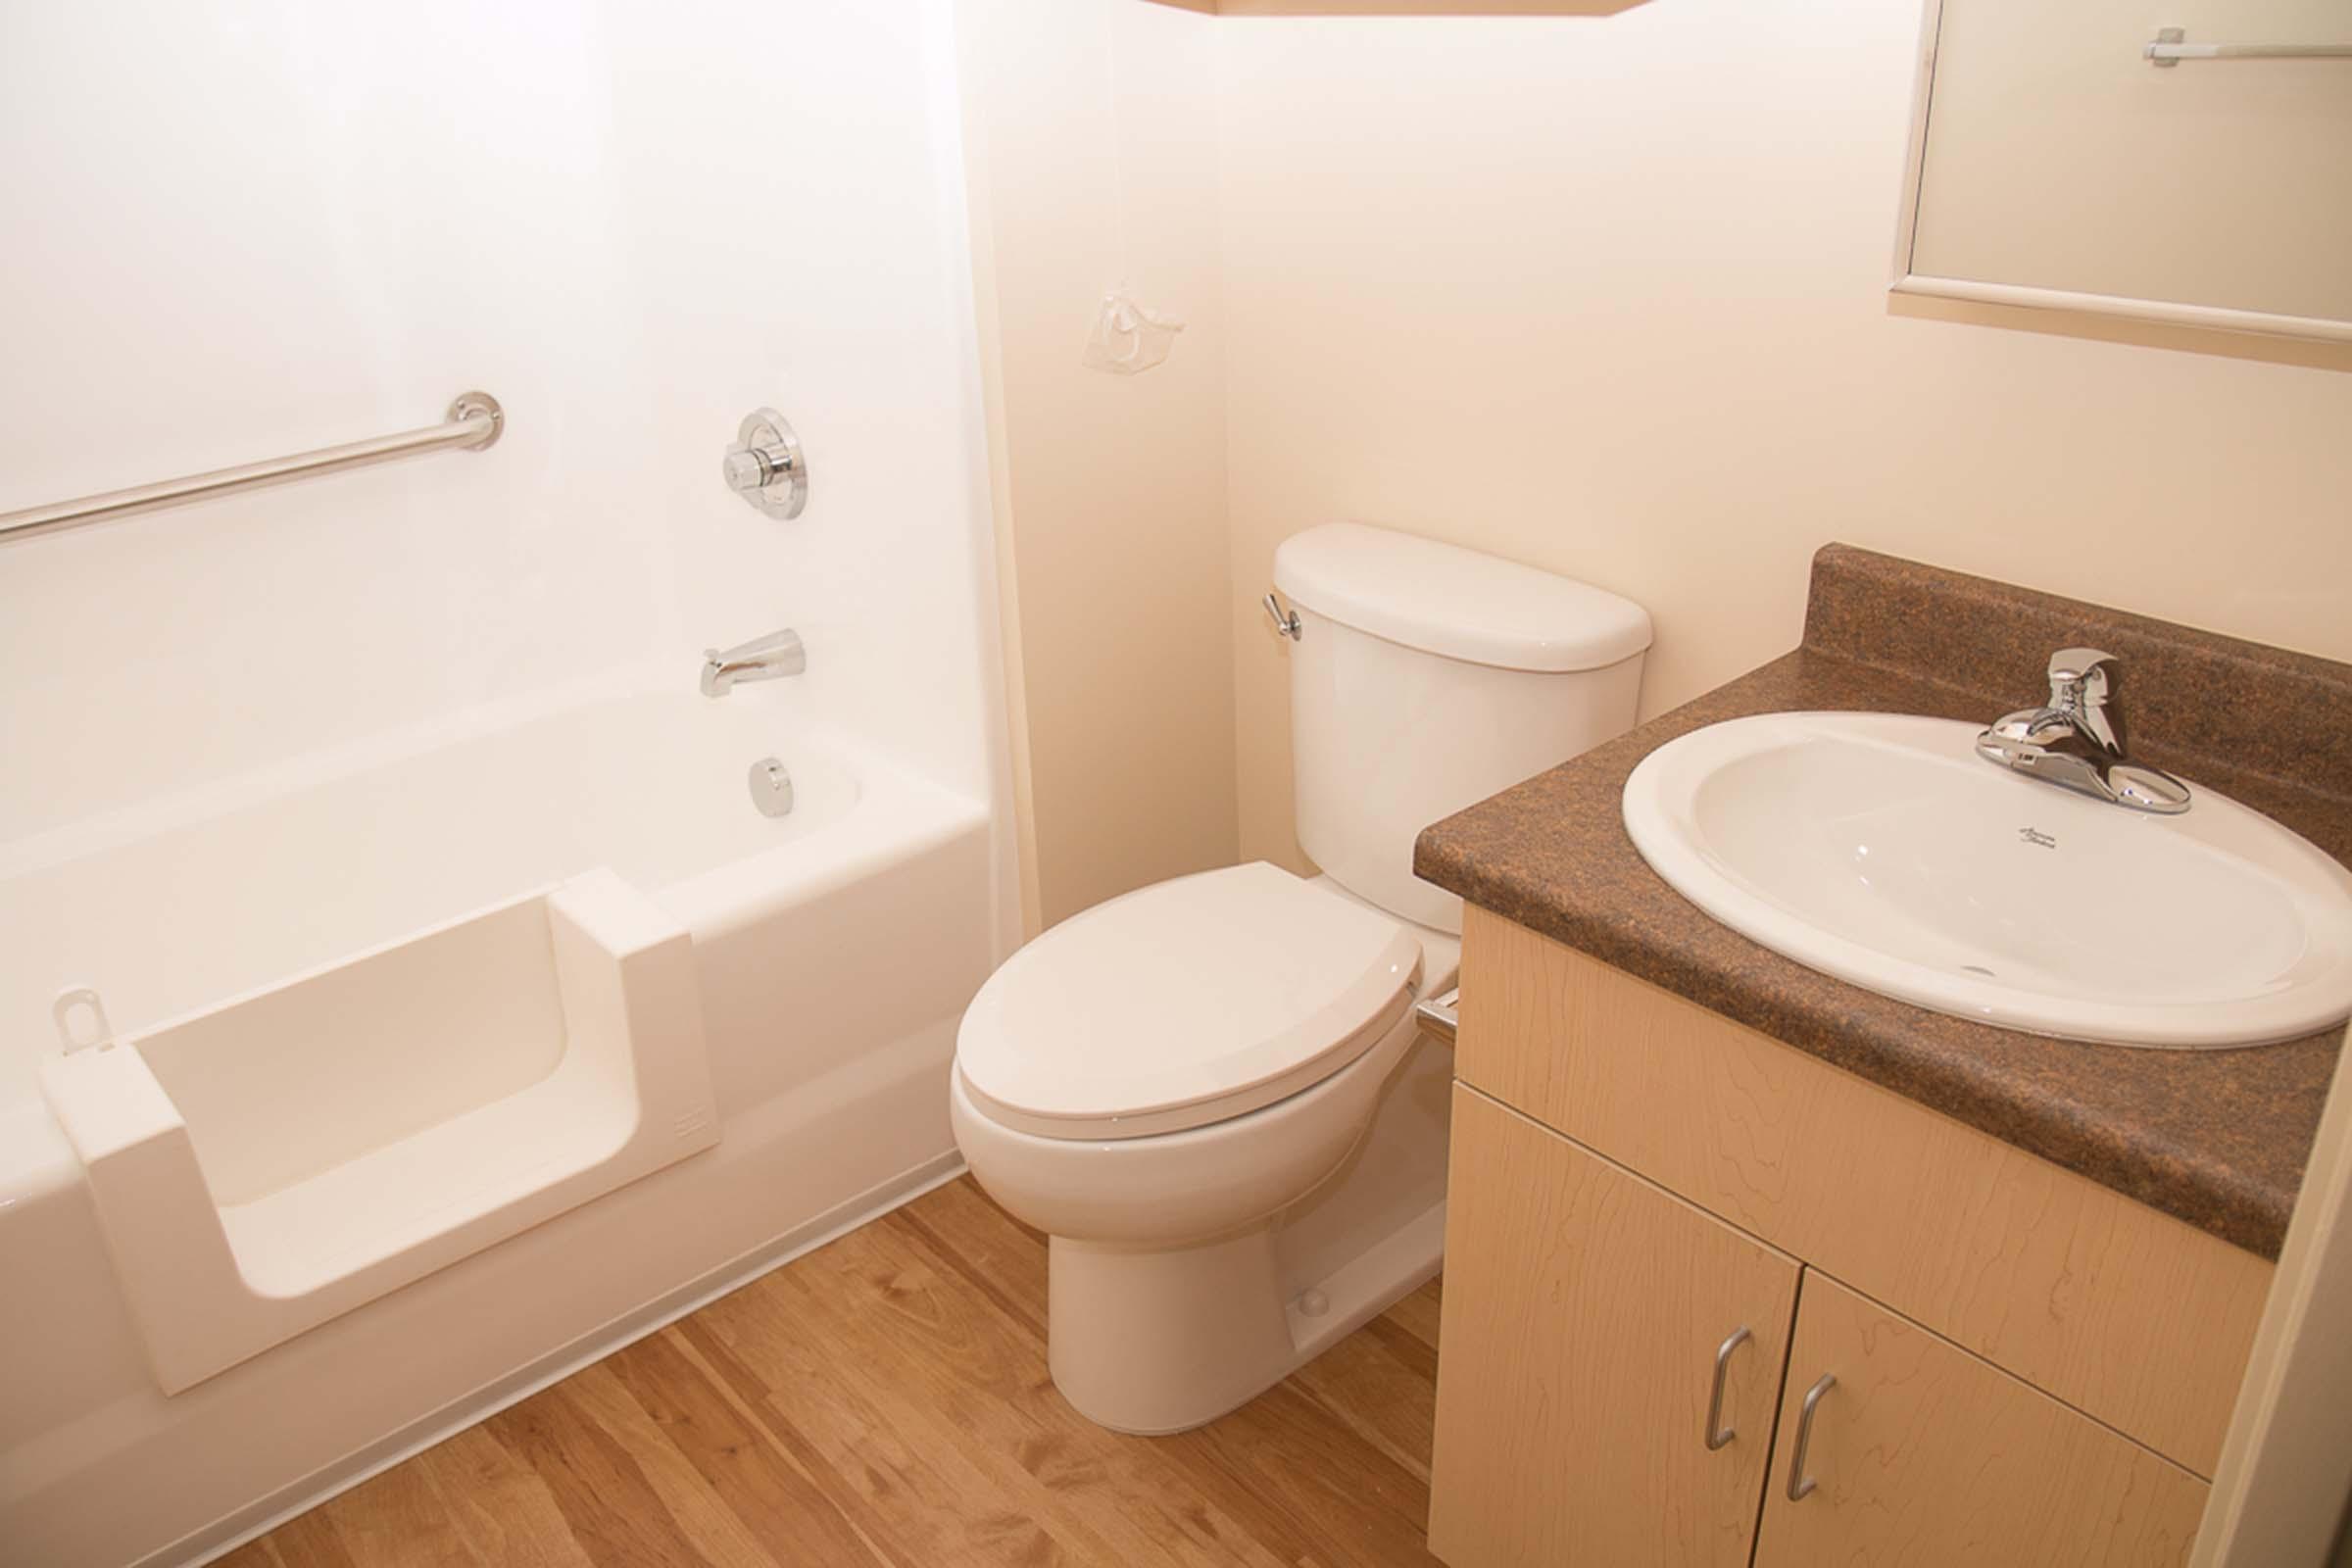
2147, 27, 2352, 65
0, 392, 505, 543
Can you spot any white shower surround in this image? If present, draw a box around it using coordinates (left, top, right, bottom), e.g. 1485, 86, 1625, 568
0, 4, 1016, 1564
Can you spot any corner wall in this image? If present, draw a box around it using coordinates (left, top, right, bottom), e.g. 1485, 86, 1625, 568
958, 0, 1239, 931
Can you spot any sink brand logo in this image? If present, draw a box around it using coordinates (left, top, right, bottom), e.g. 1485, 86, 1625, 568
2018, 826, 2058, 850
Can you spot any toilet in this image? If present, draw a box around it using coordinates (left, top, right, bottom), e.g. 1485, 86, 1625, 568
951, 522, 1651, 1434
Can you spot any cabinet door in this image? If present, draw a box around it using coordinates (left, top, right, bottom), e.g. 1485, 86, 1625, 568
1755, 1271, 2209, 1568
1429, 1086, 1800, 1568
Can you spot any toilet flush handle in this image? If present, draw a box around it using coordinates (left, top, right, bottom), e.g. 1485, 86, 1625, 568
1415, 987, 1459, 1046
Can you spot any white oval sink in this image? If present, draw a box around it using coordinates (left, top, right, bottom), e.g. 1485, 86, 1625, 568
1621, 711, 2352, 1049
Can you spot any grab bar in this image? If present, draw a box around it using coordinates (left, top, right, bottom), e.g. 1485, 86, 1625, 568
0, 391, 504, 543
2147, 28, 2352, 66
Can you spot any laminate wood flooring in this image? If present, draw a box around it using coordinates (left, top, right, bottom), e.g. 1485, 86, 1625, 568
222, 1177, 1446, 1568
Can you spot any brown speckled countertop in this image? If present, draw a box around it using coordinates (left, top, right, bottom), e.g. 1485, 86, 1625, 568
1415, 546, 2352, 1259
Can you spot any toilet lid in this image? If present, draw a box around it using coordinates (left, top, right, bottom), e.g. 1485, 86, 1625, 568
956, 862, 1422, 1141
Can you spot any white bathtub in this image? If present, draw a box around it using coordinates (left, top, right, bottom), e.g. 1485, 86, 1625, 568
0, 678, 1002, 1567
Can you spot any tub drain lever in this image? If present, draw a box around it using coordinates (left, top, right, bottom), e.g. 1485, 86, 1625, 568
749, 757, 795, 818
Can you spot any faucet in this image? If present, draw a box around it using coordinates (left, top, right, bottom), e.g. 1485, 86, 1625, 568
701, 627, 806, 697
1975, 648, 2189, 814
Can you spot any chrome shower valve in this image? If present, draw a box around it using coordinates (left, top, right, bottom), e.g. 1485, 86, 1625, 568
723, 408, 808, 519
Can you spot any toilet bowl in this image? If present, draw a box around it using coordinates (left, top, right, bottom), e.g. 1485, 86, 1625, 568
953, 522, 1651, 1434
952, 861, 1456, 1433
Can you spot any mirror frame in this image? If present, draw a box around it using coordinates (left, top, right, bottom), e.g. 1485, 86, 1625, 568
1891, 0, 2352, 346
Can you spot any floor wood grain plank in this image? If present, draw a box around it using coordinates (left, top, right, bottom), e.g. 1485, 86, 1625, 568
694, 1269, 1084, 1567
669, 1318, 933, 1568
1286, 1312, 1442, 1484
257, 1506, 362, 1568
313, 1454, 481, 1568
1383, 1278, 1443, 1354
414, 1426, 596, 1568
1155, 1374, 1443, 1568
602, 1327, 892, 1568
485, 1385, 731, 1568
560, 1362, 781, 1568
245, 1177, 1446, 1568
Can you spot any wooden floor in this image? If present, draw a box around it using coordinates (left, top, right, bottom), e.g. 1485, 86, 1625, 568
221, 1177, 1446, 1567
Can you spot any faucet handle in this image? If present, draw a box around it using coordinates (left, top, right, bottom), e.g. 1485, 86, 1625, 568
2046, 648, 2122, 753
2047, 648, 2116, 691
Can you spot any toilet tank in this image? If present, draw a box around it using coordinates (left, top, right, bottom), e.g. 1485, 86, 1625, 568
1272, 523, 1652, 935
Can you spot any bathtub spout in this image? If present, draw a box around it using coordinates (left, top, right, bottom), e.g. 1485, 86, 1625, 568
701, 628, 806, 697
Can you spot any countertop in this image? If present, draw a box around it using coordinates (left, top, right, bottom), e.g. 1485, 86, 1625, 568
1414, 546, 2352, 1258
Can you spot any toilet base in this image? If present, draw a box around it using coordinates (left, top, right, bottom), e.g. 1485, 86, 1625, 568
1045, 1197, 1447, 1436
1049, 1227, 1293, 1435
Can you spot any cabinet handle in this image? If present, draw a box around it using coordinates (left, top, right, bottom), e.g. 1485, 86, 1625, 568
1704, 1326, 1750, 1450
1786, 1373, 1837, 1501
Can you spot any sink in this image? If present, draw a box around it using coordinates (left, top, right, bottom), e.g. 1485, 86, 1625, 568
1621, 711, 2352, 1049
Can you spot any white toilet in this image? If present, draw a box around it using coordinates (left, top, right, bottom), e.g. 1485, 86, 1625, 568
951, 522, 1651, 1434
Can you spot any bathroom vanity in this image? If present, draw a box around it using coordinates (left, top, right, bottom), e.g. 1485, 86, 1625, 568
1413, 547, 2352, 1567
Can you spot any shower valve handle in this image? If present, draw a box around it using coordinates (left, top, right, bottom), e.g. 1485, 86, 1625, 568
723, 408, 809, 520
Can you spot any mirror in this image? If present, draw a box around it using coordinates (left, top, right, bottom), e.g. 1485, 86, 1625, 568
1894, 1, 2352, 343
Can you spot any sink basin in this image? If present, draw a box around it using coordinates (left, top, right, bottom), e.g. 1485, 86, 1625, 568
1621, 711, 2352, 1048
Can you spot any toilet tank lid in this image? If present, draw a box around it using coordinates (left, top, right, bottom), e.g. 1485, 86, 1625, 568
1273, 523, 1652, 672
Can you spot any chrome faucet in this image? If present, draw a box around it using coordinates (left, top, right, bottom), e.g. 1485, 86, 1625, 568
1975, 648, 2189, 814
701, 627, 806, 697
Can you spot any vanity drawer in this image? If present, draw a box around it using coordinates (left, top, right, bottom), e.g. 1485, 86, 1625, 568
1453, 905, 2273, 1476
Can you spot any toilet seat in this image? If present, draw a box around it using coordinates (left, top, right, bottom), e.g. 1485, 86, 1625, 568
956, 862, 1422, 1141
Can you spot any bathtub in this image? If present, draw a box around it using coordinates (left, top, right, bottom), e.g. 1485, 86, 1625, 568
0, 678, 1003, 1567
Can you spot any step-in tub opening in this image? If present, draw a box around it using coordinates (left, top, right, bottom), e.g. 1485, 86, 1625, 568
37, 866, 719, 1395
3, 684, 1000, 1568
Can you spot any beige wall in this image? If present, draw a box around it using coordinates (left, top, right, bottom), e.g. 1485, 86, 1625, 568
1214, 1, 2352, 868
964, 0, 2352, 912
957, 0, 1239, 931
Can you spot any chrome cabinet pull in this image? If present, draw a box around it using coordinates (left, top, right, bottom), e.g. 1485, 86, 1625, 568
1786, 1373, 1836, 1500
1704, 1326, 1751, 1450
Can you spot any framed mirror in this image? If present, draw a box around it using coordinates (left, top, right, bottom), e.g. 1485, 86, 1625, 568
1893, 1, 2352, 344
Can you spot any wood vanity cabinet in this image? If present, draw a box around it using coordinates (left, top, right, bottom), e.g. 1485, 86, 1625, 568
1428, 908, 2277, 1568
1432, 1090, 1799, 1566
